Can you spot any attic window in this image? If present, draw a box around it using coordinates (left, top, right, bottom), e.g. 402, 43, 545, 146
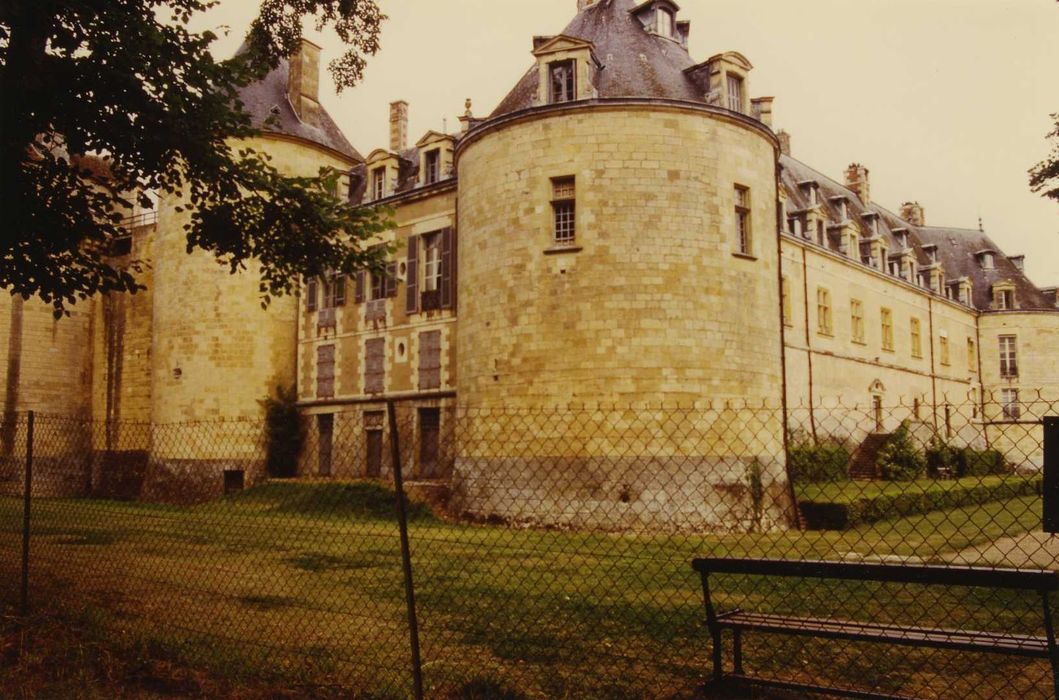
424, 149, 440, 185
371, 167, 386, 201
548, 60, 576, 104
656, 8, 674, 37
726, 74, 744, 113
980, 252, 995, 270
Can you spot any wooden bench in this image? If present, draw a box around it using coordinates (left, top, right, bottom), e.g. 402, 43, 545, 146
692, 557, 1059, 699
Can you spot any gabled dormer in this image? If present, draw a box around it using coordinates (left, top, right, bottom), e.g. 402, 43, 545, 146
891, 227, 910, 250
921, 243, 939, 266
828, 195, 849, 223
416, 131, 456, 186
955, 277, 973, 306
531, 34, 601, 106
629, 1, 690, 45
991, 281, 1017, 310
686, 51, 753, 115
365, 148, 400, 201
798, 180, 821, 207
861, 211, 881, 238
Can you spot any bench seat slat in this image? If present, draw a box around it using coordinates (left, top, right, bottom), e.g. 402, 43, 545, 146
716, 611, 1050, 658
692, 558, 1059, 591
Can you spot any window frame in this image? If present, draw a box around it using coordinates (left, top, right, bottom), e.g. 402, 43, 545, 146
1001, 388, 1021, 420
371, 167, 386, 201
551, 176, 577, 246
816, 287, 833, 337
424, 149, 441, 185
850, 299, 865, 344
881, 308, 894, 352
422, 233, 443, 292
734, 185, 751, 256
910, 317, 922, 358
726, 73, 744, 113
548, 59, 577, 104
999, 335, 1018, 378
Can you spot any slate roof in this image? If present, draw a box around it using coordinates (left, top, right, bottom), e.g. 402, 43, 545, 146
491, 0, 701, 118
234, 53, 361, 162
779, 155, 1055, 312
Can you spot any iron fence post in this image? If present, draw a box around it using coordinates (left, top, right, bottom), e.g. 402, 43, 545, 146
387, 401, 424, 700
20, 410, 34, 618
1044, 416, 1058, 534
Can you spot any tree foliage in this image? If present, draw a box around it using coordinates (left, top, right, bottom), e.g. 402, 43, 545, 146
1030, 113, 1059, 203
0, 0, 392, 315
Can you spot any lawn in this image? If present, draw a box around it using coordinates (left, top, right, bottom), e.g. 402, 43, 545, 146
0, 482, 1052, 699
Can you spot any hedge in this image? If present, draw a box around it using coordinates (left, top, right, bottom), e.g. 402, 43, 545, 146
799, 477, 1043, 530
789, 442, 851, 483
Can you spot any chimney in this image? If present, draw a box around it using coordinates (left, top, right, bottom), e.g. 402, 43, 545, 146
287, 38, 322, 127
776, 130, 791, 156
845, 163, 870, 205
900, 201, 926, 227
751, 97, 774, 128
389, 100, 408, 153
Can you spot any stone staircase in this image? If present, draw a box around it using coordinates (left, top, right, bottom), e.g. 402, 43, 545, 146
848, 433, 892, 481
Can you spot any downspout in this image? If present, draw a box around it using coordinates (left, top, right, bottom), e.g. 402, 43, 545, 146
800, 246, 817, 441
927, 296, 938, 433
774, 165, 799, 530
975, 310, 990, 448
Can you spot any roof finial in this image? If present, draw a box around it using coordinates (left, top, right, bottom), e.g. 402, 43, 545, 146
978, 216, 984, 233
465, 98, 473, 117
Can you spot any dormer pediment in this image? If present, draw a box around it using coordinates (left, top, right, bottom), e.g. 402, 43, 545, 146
415, 131, 454, 149
630, 0, 681, 16
531, 34, 598, 62
366, 148, 399, 165
705, 51, 753, 72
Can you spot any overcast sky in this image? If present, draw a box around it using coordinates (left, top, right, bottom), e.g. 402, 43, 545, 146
199, 0, 1058, 286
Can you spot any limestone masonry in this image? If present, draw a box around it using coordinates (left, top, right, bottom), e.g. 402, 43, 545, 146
2, 0, 1055, 527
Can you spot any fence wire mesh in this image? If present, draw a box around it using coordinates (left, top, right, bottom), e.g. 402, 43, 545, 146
1, 392, 1057, 699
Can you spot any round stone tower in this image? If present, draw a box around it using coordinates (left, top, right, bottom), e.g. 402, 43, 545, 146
451, 0, 790, 531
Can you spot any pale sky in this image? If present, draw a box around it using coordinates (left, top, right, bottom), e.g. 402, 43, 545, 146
198, 0, 1058, 287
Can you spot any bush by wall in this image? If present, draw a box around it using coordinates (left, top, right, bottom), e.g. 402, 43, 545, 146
877, 422, 925, 482
799, 476, 1042, 530
788, 442, 851, 483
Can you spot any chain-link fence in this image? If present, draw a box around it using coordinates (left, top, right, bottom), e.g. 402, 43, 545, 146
2, 393, 1057, 699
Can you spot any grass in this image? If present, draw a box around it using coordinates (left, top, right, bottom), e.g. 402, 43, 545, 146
0, 481, 1052, 699
796, 475, 1038, 503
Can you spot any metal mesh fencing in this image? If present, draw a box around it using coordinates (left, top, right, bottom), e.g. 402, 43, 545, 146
1, 392, 1057, 699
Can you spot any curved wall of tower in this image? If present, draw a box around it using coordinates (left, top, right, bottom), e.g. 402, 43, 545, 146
452, 102, 792, 531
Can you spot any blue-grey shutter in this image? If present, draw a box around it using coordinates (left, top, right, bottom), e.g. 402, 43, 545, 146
306, 278, 318, 312
385, 262, 398, 298
406, 234, 419, 314
354, 271, 365, 304
440, 228, 454, 310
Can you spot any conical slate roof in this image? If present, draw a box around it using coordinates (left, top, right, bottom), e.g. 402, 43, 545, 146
234, 49, 361, 162
491, 0, 701, 118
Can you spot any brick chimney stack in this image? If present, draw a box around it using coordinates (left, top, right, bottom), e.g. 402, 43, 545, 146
900, 201, 926, 226
390, 100, 409, 152
845, 163, 870, 205
287, 38, 322, 127
776, 130, 791, 156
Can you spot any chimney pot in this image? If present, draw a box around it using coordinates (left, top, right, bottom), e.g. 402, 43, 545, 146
287, 38, 322, 127
390, 100, 409, 153
845, 163, 870, 205
776, 130, 791, 156
900, 201, 926, 227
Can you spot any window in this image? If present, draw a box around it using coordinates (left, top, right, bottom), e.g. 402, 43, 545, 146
816, 220, 825, 247
881, 308, 894, 351
316, 344, 335, 399
850, 299, 865, 344
418, 330, 442, 390
551, 176, 576, 245
781, 276, 793, 327
423, 233, 442, 292
816, 287, 832, 336
726, 73, 744, 113
910, 318, 922, 358
418, 408, 442, 478
996, 288, 1015, 310
306, 278, 318, 312
1001, 388, 1021, 420
371, 167, 386, 200
940, 333, 950, 366
981, 252, 995, 270
967, 338, 977, 371
424, 149, 441, 185
548, 60, 576, 104
656, 8, 674, 37
323, 274, 346, 308
734, 185, 751, 255
999, 335, 1018, 378
364, 338, 385, 394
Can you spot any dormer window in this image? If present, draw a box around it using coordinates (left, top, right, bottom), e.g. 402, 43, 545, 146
726, 74, 744, 113
980, 252, 995, 270
549, 60, 577, 104
424, 149, 440, 185
993, 283, 1016, 310
656, 8, 674, 37
894, 230, 908, 249
371, 167, 386, 201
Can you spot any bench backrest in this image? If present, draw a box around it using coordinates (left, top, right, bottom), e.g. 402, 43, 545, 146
692, 557, 1059, 592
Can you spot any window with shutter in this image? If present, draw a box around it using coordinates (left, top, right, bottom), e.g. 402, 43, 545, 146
418, 331, 442, 390
306, 278, 318, 312
406, 234, 419, 314
316, 344, 336, 399
354, 271, 365, 304
385, 262, 398, 298
364, 338, 385, 394
333, 275, 346, 306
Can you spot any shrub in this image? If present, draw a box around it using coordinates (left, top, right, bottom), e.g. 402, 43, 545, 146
261, 384, 305, 479
788, 442, 851, 483
958, 447, 1008, 477
877, 422, 925, 481
925, 438, 960, 478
